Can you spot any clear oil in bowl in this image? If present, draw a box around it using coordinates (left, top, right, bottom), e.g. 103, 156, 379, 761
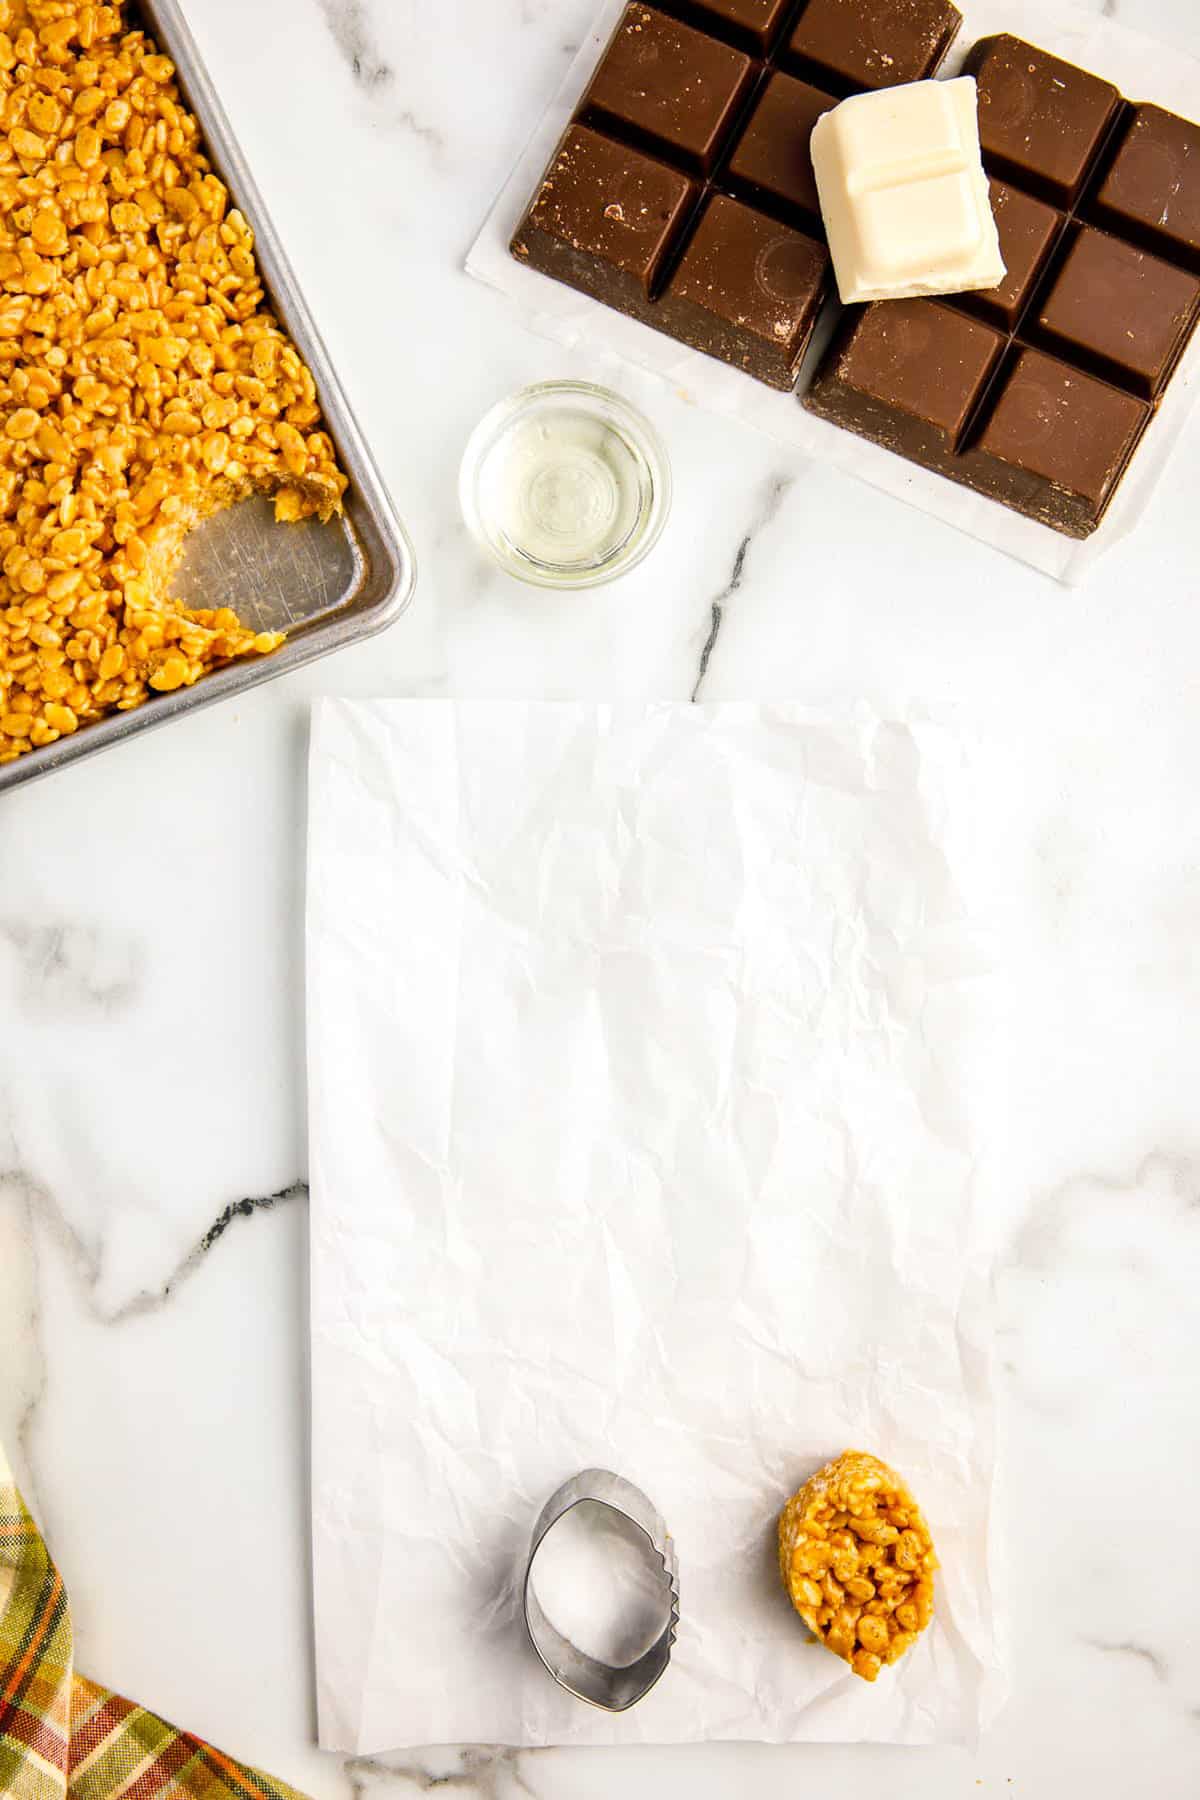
459, 381, 671, 588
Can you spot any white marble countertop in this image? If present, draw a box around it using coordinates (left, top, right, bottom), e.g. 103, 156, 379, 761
2, 0, 1199, 1794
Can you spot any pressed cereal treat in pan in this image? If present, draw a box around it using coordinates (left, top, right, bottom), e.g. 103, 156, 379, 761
0, 0, 348, 766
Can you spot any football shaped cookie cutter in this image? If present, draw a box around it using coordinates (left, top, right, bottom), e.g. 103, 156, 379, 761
523, 1468, 680, 1711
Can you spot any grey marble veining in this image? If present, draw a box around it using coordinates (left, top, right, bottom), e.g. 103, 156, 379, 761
1, 922, 143, 1018
317, 0, 394, 93
690, 476, 794, 702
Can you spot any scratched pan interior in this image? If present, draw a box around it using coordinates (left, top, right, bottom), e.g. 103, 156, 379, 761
0, 0, 416, 795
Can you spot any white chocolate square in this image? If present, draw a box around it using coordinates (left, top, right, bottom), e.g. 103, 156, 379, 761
811, 78, 1006, 306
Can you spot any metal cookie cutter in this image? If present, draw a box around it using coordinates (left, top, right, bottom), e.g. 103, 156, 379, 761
523, 1468, 680, 1712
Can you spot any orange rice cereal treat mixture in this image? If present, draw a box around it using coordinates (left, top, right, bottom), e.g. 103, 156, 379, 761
0, 0, 348, 764
778, 1449, 938, 1683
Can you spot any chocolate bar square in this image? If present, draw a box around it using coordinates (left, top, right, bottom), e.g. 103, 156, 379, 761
786, 0, 962, 94
582, 4, 755, 174
658, 194, 830, 387
1033, 226, 1200, 398
726, 71, 837, 226
967, 348, 1149, 535
813, 301, 1005, 452
964, 180, 1062, 330
680, 0, 793, 53
511, 124, 698, 323
1093, 104, 1200, 272
968, 34, 1122, 207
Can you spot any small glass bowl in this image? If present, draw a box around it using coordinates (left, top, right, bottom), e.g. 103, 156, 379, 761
458, 380, 672, 589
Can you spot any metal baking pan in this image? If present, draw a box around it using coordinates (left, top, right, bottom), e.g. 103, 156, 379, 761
0, 0, 416, 796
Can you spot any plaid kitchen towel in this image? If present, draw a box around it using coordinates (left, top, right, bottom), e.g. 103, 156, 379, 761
1, 1446, 309, 1800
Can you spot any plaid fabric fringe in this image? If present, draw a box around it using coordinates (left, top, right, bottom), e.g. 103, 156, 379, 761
1, 1448, 310, 1800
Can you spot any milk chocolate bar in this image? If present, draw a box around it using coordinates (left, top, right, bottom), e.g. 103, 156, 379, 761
805, 35, 1200, 537
511, 0, 962, 390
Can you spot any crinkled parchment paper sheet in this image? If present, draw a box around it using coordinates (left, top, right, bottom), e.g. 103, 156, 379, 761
307, 700, 1004, 1752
